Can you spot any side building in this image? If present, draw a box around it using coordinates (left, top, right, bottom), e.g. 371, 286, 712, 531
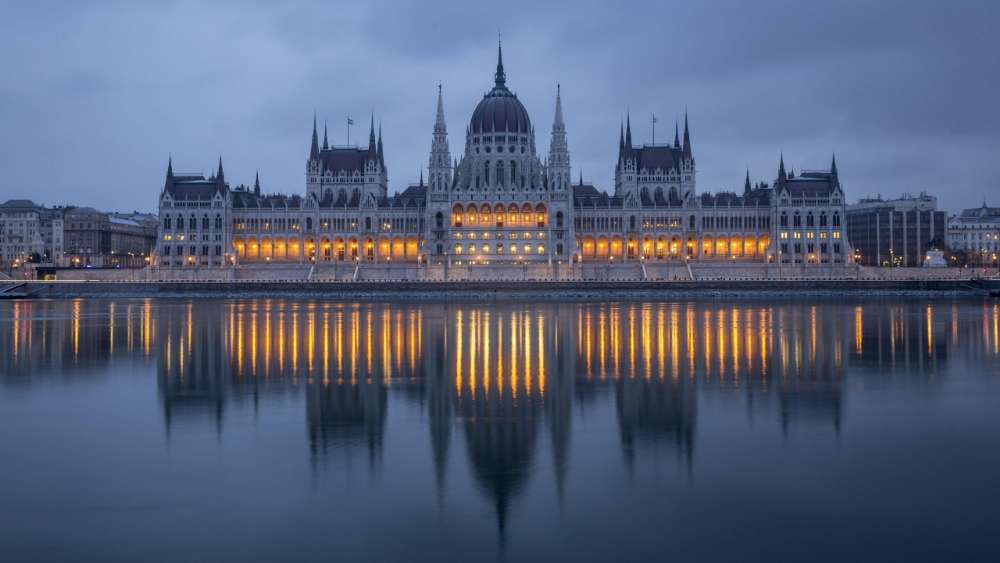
845, 192, 946, 267
947, 202, 1000, 266
0, 199, 57, 268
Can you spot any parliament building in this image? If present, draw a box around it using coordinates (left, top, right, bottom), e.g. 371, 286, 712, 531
155, 44, 850, 280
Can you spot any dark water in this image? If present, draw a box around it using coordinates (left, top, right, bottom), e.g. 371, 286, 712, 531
1, 298, 999, 562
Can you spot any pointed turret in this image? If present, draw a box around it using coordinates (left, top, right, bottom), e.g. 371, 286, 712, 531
435, 83, 447, 133
367, 114, 377, 153
216, 156, 225, 182
548, 83, 570, 192
377, 123, 384, 166
163, 156, 174, 193
419, 169, 424, 187
830, 153, 838, 181
429, 84, 452, 192
310, 113, 320, 160
744, 169, 751, 195
494, 36, 506, 88
322, 121, 329, 150
553, 84, 564, 129
625, 113, 632, 148
778, 153, 787, 185
254, 170, 261, 195
673, 121, 680, 148
681, 112, 692, 159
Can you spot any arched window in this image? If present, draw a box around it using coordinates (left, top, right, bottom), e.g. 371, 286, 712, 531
556, 211, 564, 228
497, 161, 505, 187
435, 212, 443, 229
689, 215, 696, 230
190, 214, 197, 230
214, 215, 222, 230
510, 160, 516, 186
806, 212, 814, 227
484, 161, 490, 186
833, 212, 841, 227
641, 187, 649, 202
202, 215, 210, 230
630, 215, 636, 230
669, 187, 678, 201
793, 212, 801, 227
819, 212, 827, 227
780, 212, 788, 227
164, 215, 172, 230
655, 187, 663, 201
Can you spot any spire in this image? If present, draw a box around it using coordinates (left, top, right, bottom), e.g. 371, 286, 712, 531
744, 169, 751, 194
619, 121, 625, 152
310, 112, 320, 159
579, 169, 583, 186
322, 120, 329, 150
682, 112, 692, 159
377, 122, 384, 165
778, 153, 787, 184
254, 170, 260, 195
553, 84, 564, 129
419, 168, 424, 186
435, 83, 447, 132
368, 114, 376, 152
494, 35, 506, 88
216, 156, 224, 182
673, 120, 680, 148
163, 156, 174, 192
830, 153, 838, 179
625, 113, 632, 148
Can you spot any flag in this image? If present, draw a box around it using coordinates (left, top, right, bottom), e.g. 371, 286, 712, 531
347, 117, 354, 125
652, 114, 657, 124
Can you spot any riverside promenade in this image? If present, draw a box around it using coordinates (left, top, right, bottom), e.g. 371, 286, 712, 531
4, 278, 999, 300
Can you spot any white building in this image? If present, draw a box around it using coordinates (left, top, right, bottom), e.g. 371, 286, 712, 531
154, 42, 851, 277
948, 202, 1000, 261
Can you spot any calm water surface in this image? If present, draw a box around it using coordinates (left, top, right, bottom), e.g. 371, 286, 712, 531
1, 298, 999, 562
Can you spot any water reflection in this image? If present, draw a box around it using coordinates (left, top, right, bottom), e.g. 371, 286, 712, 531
2, 298, 999, 540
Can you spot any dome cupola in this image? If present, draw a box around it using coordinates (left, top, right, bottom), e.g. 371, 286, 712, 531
469, 40, 531, 135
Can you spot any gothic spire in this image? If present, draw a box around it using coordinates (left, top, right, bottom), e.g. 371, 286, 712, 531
254, 170, 260, 195
435, 83, 447, 133
625, 112, 632, 148
216, 156, 224, 182
322, 120, 329, 150
778, 153, 787, 184
494, 35, 506, 88
310, 112, 320, 159
166, 155, 173, 178
673, 120, 680, 148
619, 121, 625, 152
377, 122, 384, 165
368, 114, 376, 152
744, 169, 751, 194
682, 112, 692, 159
830, 153, 838, 179
553, 84, 564, 129
419, 168, 423, 186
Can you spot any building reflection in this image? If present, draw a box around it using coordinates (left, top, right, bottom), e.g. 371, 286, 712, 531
3, 297, 1000, 534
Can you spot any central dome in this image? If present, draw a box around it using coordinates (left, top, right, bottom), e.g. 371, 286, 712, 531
469, 42, 531, 135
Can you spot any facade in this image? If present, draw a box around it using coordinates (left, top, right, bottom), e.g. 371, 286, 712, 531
846, 192, 946, 267
0, 199, 63, 268
154, 44, 851, 276
948, 203, 1000, 264
63, 207, 157, 268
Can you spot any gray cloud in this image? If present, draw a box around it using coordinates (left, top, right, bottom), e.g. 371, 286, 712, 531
1, 0, 998, 212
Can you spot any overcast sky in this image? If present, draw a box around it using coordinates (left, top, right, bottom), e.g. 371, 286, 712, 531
2, 0, 998, 213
